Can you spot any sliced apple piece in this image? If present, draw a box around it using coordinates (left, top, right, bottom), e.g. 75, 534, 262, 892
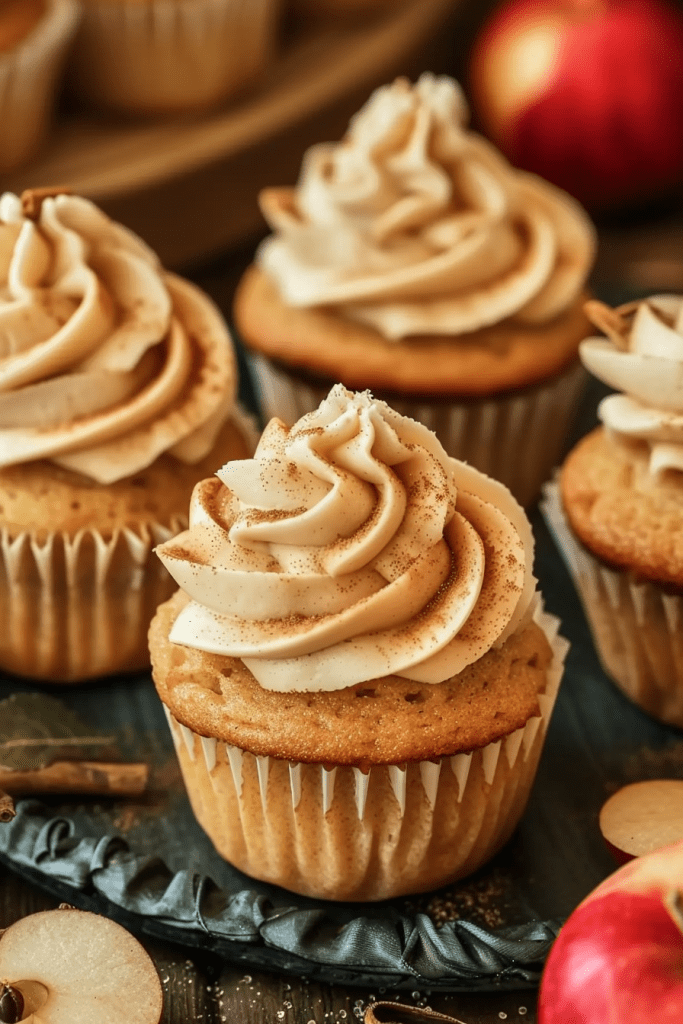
600, 780, 683, 865
0, 908, 162, 1024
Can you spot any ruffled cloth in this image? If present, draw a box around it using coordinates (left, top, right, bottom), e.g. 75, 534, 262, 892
258, 74, 595, 340
0, 191, 236, 483
157, 385, 536, 692
581, 296, 683, 476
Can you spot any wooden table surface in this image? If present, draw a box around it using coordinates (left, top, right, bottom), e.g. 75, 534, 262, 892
0, 871, 539, 1024
3, 206, 683, 1024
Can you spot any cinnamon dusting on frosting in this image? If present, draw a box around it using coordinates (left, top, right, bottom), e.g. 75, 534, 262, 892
0, 191, 236, 483
257, 74, 595, 340
157, 386, 536, 693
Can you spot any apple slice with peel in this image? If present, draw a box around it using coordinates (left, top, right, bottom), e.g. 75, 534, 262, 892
600, 779, 683, 864
0, 908, 162, 1024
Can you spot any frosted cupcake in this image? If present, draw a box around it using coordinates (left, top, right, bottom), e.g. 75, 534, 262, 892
544, 296, 683, 728
150, 385, 567, 901
234, 74, 596, 507
0, 188, 252, 683
69, 0, 282, 116
0, 0, 79, 172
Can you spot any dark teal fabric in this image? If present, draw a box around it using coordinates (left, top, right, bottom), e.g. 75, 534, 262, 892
0, 799, 559, 988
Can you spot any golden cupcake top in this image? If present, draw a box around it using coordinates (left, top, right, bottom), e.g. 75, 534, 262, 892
582, 296, 683, 476
257, 74, 595, 340
157, 385, 537, 693
0, 189, 237, 484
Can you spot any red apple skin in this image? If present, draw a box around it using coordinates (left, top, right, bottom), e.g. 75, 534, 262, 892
538, 841, 683, 1023
470, 0, 683, 211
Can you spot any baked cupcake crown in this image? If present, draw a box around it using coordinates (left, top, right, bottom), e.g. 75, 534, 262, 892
0, 190, 236, 483
157, 385, 537, 692
582, 296, 683, 476
257, 74, 595, 339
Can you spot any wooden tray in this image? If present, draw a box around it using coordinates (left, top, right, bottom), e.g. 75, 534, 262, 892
0, 0, 460, 268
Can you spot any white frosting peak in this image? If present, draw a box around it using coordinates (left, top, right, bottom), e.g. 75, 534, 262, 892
581, 296, 683, 476
0, 192, 236, 483
257, 75, 595, 339
157, 386, 537, 693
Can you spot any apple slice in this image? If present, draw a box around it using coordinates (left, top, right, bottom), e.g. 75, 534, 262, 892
600, 779, 683, 864
0, 908, 162, 1024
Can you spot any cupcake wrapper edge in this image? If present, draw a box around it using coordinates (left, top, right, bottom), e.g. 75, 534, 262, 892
0, 516, 185, 682
541, 480, 683, 727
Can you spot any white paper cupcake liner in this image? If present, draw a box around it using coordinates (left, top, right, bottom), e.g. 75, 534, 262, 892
162, 604, 567, 901
247, 353, 586, 507
0, 0, 80, 172
69, 0, 281, 114
542, 480, 683, 728
0, 400, 254, 683
0, 515, 186, 683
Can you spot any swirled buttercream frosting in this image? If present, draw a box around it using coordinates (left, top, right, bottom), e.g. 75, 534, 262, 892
157, 385, 537, 692
0, 190, 236, 484
257, 74, 595, 340
582, 297, 683, 476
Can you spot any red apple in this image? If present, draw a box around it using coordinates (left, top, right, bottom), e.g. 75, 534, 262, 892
538, 839, 683, 1023
469, 0, 683, 211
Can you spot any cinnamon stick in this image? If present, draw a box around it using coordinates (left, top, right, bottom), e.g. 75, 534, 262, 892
0, 761, 148, 797
0, 791, 15, 823
21, 186, 72, 220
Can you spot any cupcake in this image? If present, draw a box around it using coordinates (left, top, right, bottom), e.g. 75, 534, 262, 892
543, 296, 683, 728
0, 187, 253, 683
150, 385, 568, 901
234, 74, 596, 507
0, 0, 79, 172
69, 0, 282, 116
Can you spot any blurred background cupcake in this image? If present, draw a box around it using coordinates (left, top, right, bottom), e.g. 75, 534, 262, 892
543, 295, 683, 728
69, 0, 283, 116
0, 188, 253, 683
151, 385, 567, 900
234, 74, 596, 507
0, 0, 79, 172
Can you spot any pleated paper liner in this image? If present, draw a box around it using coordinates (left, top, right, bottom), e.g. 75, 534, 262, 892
247, 352, 586, 507
162, 605, 568, 902
0, 401, 258, 684
542, 480, 683, 729
69, 0, 282, 115
0, 515, 186, 683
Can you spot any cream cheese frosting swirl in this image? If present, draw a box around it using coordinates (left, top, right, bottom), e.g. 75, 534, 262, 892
0, 191, 236, 484
582, 297, 683, 476
257, 74, 595, 340
157, 385, 536, 692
